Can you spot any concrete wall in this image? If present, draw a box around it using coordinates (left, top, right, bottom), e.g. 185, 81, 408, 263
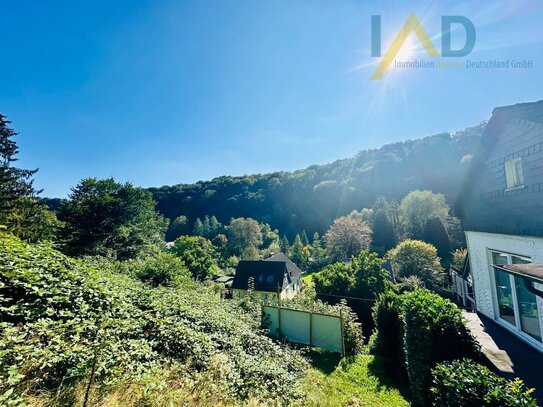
466, 231, 543, 349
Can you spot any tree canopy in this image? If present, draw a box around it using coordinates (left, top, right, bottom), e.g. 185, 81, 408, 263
59, 178, 167, 259
325, 216, 372, 261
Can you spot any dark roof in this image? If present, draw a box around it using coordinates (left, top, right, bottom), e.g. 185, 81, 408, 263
502, 264, 543, 284
265, 252, 302, 280
231, 253, 301, 292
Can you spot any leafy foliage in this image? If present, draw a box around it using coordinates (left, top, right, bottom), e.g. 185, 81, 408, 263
431, 359, 536, 407
371, 209, 397, 256
314, 251, 390, 300
59, 178, 168, 259
3, 197, 61, 242
402, 289, 480, 406
0, 233, 307, 405
452, 248, 467, 270
226, 217, 263, 256
170, 235, 219, 281
0, 114, 38, 219
148, 125, 485, 239
387, 239, 444, 291
399, 190, 450, 239
324, 216, 372, 261
423, 217, 452, 264
369, 291, 404, 366
134, 251, 190, 287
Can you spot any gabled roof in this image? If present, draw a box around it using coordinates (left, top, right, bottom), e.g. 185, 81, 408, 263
455, 100, 543, 237
231, 253, 301, 292
265, 252, 302, 280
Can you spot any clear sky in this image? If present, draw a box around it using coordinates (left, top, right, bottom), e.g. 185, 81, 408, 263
1, 0, 542, 197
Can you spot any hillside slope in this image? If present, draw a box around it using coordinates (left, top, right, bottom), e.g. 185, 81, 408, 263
150, 123, 485, 238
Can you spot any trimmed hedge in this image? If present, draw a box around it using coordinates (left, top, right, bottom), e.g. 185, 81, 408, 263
369, 291, 403, 364
402, 289, 480, 406
432, 359, 537, 407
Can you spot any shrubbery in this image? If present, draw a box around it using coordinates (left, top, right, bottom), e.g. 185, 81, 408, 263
368, 291, 403, 365
0, 233, 307, 405
432, 359, 536, 407
134, 251, 190, 286
402, 289, 480, 406
313, 250, 391, 319
387, 239, 444, 290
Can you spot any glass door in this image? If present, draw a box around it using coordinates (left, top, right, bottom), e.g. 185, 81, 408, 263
492, 252, 516, 326
491, 251, 542, 343
512, 256, 542, 341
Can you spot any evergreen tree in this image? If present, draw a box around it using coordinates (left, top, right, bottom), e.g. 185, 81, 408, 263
169, 215, 189, 240
312, 232, 321, 247
59, 178, 167, 259
289, 234, 305, 267
202, 215, 211, 237
301, 229, 309, 246
193, 218, 204, 236
423, 217, 452, 264
280, 235, 290, 254
0, 114, 38, 220
371, 210, 397, 256
209, 215, 222, 236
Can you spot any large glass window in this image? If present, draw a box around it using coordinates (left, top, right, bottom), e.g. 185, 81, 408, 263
512, 256, 541, 341
490, 251, 541, 343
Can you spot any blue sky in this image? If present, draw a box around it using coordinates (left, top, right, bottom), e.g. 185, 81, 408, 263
1, 0, 542, 197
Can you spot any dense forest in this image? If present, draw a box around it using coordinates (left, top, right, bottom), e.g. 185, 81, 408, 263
147, 123, 485, 240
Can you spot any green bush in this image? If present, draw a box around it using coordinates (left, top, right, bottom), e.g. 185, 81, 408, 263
402, 289, 480, 406
0, 233, 306, 405
134, 251, 190, 287
431, 359, 536, 407
170, 235, 219, 280
387, 240, 443, 291
369, 291, 403, 365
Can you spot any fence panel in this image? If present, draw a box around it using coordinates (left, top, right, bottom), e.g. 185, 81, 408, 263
280, 308, 311, 345
262, 305, 344, 354
311, 313, 343, 354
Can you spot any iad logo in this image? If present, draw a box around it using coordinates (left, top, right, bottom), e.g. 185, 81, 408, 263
371, 14, 476, 80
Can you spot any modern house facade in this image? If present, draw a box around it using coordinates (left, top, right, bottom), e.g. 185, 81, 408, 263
231, 253, 302, 302
457, 100, 543, 352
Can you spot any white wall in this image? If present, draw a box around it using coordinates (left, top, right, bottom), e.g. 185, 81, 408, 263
466, 231, 543, 348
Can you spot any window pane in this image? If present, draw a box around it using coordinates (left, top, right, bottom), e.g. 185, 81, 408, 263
512, 255, 531, 265
492, 252, 508, 265
514, 276, 541, 341
495, 269, 516, 326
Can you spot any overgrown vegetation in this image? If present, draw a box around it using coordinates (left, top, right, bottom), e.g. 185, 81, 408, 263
402, 289, 481, 406
0, 233, 306, 405
432, 359, 536, 406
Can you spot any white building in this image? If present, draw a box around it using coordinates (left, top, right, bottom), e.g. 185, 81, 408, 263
457, 100, 543, 352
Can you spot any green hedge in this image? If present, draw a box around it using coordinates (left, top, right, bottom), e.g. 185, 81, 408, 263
402, 289, 480, 406
369, 291, 403, 364
432, 359, 537, 407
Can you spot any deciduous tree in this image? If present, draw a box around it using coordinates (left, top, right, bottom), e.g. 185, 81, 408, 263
325, 216, 372, 261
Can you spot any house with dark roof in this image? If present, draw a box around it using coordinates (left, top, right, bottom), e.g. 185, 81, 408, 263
231, 253, 302, 301
456, 100, 543, 352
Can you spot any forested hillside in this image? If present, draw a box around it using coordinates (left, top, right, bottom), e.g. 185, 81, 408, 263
149, 123, 485, 239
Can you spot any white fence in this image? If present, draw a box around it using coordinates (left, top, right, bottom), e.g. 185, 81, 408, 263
262, 305, 344, 354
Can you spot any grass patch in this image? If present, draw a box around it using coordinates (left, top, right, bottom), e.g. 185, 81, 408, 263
300, 350, 410, 407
